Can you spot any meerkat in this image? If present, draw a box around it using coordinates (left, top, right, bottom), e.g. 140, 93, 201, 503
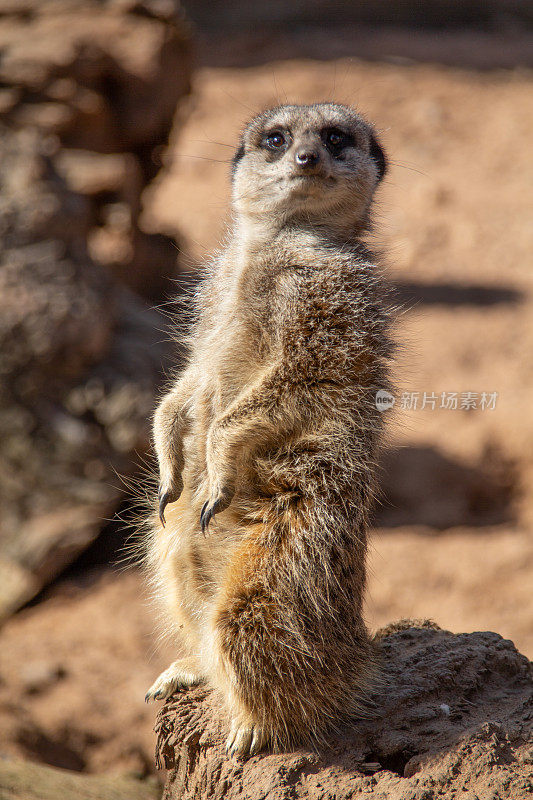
144, 103, 394, 757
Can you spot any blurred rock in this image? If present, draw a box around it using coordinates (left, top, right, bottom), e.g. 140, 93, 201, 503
20, 661, 66, 696
0, 125, 169, 620
0, 557, 39, 621
182, 0, 533, 30
155, 622, 533, 800
0, 0, 193, 302
0, 758, 159, 800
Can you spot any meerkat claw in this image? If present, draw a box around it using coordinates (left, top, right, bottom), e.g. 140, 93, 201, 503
158, 488, 168, 526
200, 486, 234, 533
249, 727, 268, 756
145, 659, 204, 703
200, 496, 226, 533
158, 479, 184, 526
228, 725, 252, 757
225, 721, 237, 753
226, 723, 266, 758
200, 500, 210, 533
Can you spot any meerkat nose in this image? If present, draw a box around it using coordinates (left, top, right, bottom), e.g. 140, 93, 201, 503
295, 149, 319, 167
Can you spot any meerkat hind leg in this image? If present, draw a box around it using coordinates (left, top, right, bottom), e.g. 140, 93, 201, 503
226, 720, 269, 758
145, 657, 204, 703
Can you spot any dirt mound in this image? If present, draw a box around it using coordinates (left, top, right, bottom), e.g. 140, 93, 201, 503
155, 623, 532, 799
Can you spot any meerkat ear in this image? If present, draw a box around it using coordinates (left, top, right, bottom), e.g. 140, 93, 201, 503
369, 134, 387, 182
231, 141, 245, 179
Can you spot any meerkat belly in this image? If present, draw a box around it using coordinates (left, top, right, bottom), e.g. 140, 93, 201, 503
197, 311, 267, 421
210, 314, 266, 409
179, 318, 268, 500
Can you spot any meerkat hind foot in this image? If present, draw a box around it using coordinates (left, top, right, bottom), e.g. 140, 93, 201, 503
145, 658, 204, 703
226, 721, 268, 758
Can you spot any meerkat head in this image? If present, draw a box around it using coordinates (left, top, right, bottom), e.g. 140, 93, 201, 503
231, 103, 386, 235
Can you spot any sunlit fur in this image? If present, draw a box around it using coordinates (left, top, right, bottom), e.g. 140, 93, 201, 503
144, 103, 394, 756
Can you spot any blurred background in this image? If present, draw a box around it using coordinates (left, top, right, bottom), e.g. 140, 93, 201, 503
0, 0, 532, 794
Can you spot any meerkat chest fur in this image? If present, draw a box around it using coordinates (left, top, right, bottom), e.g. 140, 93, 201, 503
197, 232, 385, 405
194, 240, 276, 413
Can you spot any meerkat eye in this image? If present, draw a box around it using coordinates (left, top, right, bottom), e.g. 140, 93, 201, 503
328, 130, 343, 146
322, 127, 354, 154
264, 131, 287, 150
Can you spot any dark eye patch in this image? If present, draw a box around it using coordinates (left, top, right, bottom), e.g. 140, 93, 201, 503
321, 127, 355, 155
231, 141, 245, 178
262, 129, 290, 151
369, 134, 387, 182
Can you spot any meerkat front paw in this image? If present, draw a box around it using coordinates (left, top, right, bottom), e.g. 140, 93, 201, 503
153, 395, 188, 525
226, 721, 268, 758
158, 471, 184, 526
199, 480, 234, 534
144, 658, 203, 702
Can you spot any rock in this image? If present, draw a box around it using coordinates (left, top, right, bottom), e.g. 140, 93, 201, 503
0, 0, 193, 302
182, 0, 533, 30
0, 0, 194, 616
0, 125, 169, 619
0, 757, 159, 800
0, 557, 39, 621
19, 661, 67, 696
155, 622, 533, 800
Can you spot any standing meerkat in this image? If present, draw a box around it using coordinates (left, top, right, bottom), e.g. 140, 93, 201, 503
144, 103, 394, 757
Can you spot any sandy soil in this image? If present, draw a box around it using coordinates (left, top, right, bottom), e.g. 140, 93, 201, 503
1, 53, 532, 779
0, 569, 172, 776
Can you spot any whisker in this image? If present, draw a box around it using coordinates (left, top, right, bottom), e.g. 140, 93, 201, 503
219, 88, 258, 116
174, 153, 233, 165
190, 138, 235, 149
388, 160, 429, 177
